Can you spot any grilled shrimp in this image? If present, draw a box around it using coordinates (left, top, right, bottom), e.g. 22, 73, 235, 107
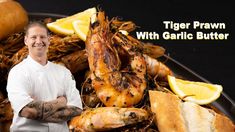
143, 54, 172, 80
81, 73, 102, 108
85, 11, 147, 107
114, 32, 165, 59
114, 32, 172, 80
69, 107, 149, 132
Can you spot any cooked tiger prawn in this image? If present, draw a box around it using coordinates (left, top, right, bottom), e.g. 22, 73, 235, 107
143, 54, 173, 80
114, 32, 172, 80
69, 107, 149, 132
86, 11, 147, 107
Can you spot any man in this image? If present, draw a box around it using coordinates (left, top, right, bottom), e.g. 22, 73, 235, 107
7, 22, 83, 132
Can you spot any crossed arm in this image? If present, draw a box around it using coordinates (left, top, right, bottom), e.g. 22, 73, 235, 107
19, 96, 82, 122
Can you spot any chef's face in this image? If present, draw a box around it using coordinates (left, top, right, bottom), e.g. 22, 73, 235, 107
24, 25, 50, 58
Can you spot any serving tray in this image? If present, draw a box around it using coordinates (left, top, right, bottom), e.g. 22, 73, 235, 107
29, 12, 235, 122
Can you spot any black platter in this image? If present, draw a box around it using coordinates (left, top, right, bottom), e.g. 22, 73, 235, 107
28, 12, 235, 122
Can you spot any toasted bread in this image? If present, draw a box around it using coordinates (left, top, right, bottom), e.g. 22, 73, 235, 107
149, 90, 235, 132
149, 90, 187, 132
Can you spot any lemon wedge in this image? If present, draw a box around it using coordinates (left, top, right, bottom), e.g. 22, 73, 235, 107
72, 20, 89, 41
47, 7, 96, 36
167, 75, 223, 105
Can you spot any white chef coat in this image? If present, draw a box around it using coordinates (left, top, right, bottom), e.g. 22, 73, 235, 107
7, 55, 83, 132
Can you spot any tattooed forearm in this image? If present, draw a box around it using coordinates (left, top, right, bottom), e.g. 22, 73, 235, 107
19, 97, 67, 120
42, 106, 82, 122
20, 100, 44, 119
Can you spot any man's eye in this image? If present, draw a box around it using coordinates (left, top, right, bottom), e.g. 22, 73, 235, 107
31, 36, 36, 39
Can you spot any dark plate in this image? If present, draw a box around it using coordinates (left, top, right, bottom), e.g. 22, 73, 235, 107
29, 12, 235, 122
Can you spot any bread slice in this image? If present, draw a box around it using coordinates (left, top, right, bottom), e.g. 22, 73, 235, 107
149, 90, 235, 132
213, 113, 235, 132
149, 90, 187, 132
182, 102, 214, 132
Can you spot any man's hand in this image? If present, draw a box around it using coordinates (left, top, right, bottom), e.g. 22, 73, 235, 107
57, 96, 67, 108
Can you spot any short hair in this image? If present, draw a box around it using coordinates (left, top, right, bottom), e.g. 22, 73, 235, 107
24, 21, 49, 36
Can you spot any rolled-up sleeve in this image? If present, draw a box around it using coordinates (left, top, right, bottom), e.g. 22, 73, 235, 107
64, 69, 83, 110
6, 68, 33, 115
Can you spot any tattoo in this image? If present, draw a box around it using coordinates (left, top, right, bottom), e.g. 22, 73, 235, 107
42, 102, 54, 119
20, 100, 82, 122
20, 100, 61, 120
42, 106, 82, 122
23, 101, 44, 119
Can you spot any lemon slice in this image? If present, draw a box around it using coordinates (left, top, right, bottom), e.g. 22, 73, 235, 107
168, 75, 223, 105
47, 7, 96, 35
72, 20, 89, 41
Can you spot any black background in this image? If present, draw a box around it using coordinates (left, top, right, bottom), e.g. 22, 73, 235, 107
18, 0, 235, 101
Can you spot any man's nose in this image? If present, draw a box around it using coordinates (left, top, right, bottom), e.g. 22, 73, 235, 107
35, 37, 42, 43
